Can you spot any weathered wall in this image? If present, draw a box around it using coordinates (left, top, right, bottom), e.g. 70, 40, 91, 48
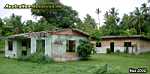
137, 40, 150, 53
45, 36, 52, 57
5, 34, 88, 61
5, 40, 18, 58
5, 39, 31, 58
96, 38, 139, 54
96, 38, 150, 54
29, 34, 88, 61
50, 35, 87, 61
31, 38, 37, 54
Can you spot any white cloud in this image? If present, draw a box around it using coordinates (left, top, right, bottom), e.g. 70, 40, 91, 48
0, 0, 35, 21
60, 0, 148, 24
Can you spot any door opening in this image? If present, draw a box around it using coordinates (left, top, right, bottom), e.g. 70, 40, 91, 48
36, 40, 45, 53
110, 42, 114, 53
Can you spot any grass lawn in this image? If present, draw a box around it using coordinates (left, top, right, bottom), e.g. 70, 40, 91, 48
0, 53, 149, 74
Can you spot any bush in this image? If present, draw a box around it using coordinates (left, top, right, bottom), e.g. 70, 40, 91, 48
106, 48, 111, 54
115, 50, 120, 54
19, 49, 54, 63
77, 40, 94, 60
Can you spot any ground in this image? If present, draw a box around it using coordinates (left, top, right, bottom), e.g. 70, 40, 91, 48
0, 53, 149, 74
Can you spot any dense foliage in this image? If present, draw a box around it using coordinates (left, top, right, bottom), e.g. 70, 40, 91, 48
0, 0, 150, 39
19, 48, 53, 63
77, 40, 94, 59
31, 0, 80, 28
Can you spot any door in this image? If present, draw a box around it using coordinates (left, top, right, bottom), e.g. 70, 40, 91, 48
124, 42, 131, 53
110, 42, 114, 53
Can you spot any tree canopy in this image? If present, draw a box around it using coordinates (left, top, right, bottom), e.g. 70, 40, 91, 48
0, 2, 150, 39
31, 0, 80, 28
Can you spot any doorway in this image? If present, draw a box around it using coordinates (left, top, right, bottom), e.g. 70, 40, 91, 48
36, 40, 45, 53
110, 42, 114, 53
124, 42, 131, 53
21, 39, 31, 56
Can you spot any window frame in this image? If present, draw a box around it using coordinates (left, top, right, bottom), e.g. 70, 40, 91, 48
66, 40, 76, 52
124, 42, 132, 47
96, 42, 101, 47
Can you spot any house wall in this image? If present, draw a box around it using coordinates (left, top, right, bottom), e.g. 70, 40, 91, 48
31, 38, 37, 54
31, 37, 46, 54
96, 38, 139, 54
50, 35, 87, 61
5, 39, 31, 58
138, 40, 150, 53
5, 40, 18, 58
45, 36, 52, 57
29, 34, 87, 61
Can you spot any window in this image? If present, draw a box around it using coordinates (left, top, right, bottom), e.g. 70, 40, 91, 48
66, 40, 76, 52
8, 41, 13, 51
96, 42, 101, 47
124, 42, 132, 47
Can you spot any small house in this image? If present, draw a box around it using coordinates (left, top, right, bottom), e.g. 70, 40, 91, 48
5, 29, 89, 61
95, 35, 150, 54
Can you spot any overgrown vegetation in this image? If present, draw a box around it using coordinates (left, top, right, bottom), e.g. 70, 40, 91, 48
106, 48, 111, 54
77, 40, 94, 60
19, 48, 53, 63
0, 40, 5, 53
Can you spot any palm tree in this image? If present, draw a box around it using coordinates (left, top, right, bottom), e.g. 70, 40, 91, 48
96, 8, 101, 28
0, 18, 5, 36
128, 4, 149, 35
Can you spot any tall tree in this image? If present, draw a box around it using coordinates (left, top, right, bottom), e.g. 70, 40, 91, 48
0, 18, 5, 36
84, 14, 97, 28
128, 3, 149, 35
31, 0, 80, 28
119, 14, 137, 35
103, 8, 120, 35
76, 14, 102, 40
96, 8, 101, 27
3, 14, 23, 35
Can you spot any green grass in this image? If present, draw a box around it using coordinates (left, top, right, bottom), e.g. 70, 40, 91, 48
0, 53, 149, 74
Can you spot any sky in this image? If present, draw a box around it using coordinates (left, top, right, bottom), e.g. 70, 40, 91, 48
0, 0, 148, 24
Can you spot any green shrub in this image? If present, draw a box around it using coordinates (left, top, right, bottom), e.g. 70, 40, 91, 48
77, 40, 94, 60
19, 49, 54, 63
115, 50, 120, 54
0, 40, 5, 52
106, 48, 111, 54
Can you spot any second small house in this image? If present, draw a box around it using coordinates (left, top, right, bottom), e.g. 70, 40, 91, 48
95, 35, 150, 54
